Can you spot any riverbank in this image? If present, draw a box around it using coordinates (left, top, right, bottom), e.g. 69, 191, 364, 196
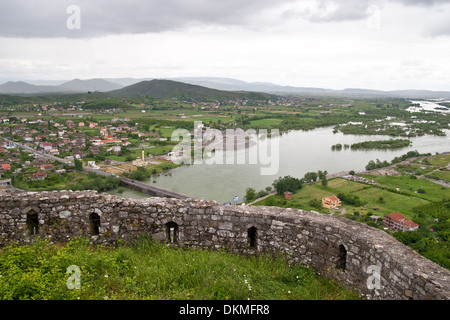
145, 126, 449, 203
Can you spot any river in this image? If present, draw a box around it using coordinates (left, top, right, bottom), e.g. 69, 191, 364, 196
109, 125, 449, 204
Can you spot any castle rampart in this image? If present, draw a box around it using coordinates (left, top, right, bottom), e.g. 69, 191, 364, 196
0, 190, 448, 300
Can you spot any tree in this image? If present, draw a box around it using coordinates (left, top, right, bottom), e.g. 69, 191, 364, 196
74, 158, 83, 171
318, 170, 328, 187
245, 188, 256, 202
303, 172, 318, 183
366, 160, 375, 170
273, 175, 303, 195
321, 176, 328, 187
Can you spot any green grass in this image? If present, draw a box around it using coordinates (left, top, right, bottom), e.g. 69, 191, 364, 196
360, 174, 449, 202
250, 119, 283, 127
0, 238, 360, 300
429, 154, 450, 167
253, 177, 436, 219
426, 170, 450, 183
13, 171, 87, 191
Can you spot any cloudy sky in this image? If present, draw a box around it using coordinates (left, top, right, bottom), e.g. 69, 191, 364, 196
1, 0, 450, 90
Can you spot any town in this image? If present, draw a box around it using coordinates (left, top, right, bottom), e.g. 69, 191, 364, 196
0, 87, 448, 283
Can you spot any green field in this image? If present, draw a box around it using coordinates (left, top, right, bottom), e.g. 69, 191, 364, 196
427, 170, 450, 183
360, 174, 449, 203
253, 176, 440, 220
249, 118, 283, 127
428, 154, 450, 167
252, 170, 449, 269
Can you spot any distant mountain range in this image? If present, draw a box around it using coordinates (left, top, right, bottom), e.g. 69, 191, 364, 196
1, 76, 450, 99
0, 78, 123, 95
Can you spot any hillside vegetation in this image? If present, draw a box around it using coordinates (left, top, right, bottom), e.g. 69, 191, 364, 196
110, 79, 272, 101
0, 237, 359, 300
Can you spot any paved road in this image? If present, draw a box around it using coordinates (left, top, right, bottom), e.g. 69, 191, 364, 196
10, 140, 73, 165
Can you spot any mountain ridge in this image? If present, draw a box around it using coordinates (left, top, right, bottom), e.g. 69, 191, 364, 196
109, 79, 272, 100
0, 78, 124, 95
1, 77, 450, 99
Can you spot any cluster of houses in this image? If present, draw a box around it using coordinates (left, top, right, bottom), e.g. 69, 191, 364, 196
0, 114, 149, 183
0, 139, 70, 181
0, 116, 143, 161
0, 140, 19, 176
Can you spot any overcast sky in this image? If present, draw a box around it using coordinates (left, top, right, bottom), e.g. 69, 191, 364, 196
1, 0, 450, 90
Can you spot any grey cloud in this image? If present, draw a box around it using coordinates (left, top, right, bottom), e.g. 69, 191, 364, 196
390, 0, 450, 6
0, 0, 287, 38
308, 1, 372, 23
281, 0, 374, 23
424, 16, 450, 37
282, 0, 450, 25
2, 0, 450, 39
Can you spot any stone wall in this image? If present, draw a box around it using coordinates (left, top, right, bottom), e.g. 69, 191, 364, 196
0, 190, 449, 300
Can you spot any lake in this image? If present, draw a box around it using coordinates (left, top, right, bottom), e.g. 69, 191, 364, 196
110, 125, 449, 203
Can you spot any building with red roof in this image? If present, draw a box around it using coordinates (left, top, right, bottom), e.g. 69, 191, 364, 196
322, 196, 341, 209
30, 171, 47, 180
383, 212, 419, 232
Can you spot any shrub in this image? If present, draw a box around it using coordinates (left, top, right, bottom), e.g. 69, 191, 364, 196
272, 176, 303, 195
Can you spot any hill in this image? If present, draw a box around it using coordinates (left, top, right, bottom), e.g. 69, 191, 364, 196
109, 79, 273, 101
0, 79, 123, 95
0, 81, 69, 94
57, 78, 123, 92
3, 76, 450, 99
166, 77, 450, 99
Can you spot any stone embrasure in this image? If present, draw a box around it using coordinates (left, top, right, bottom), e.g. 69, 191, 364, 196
0, 190, 448, 300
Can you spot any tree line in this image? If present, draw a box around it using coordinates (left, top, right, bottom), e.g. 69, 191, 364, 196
245, 170, 329, 202
365, 150, 431, 171
332, 139, 411, 151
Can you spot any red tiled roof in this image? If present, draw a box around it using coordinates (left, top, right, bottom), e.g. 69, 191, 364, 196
404, 220, 419, 228
386, 212, 405, 221
31, 171, 47, 178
